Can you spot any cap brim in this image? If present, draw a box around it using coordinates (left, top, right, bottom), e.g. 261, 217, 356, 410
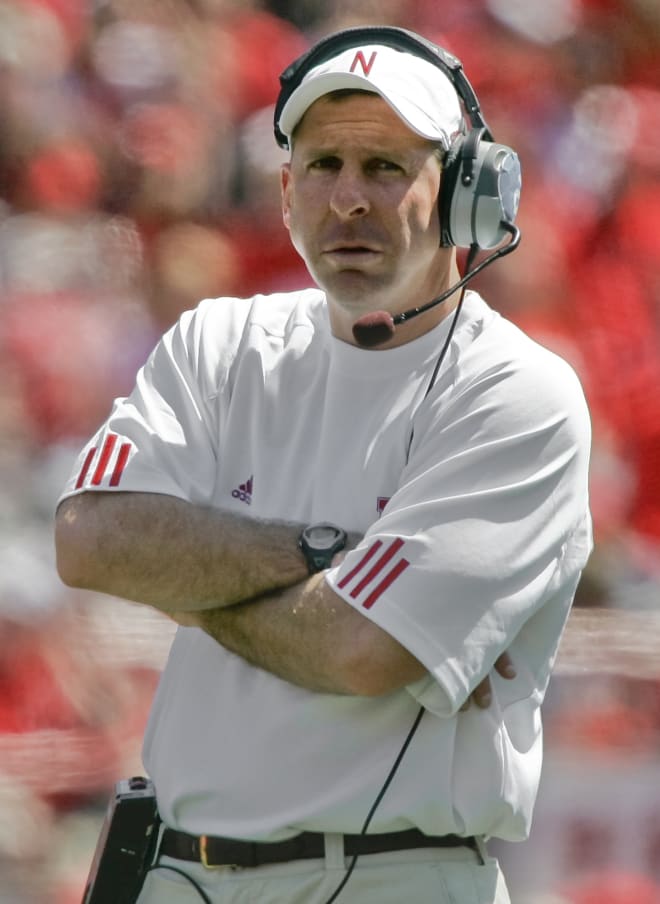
279, 71, 453, 147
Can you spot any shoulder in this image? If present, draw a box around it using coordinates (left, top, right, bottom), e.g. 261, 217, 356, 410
158, 288, 327, 373
425, 294, 592, 472
457, 294, 589, 418
184, 288, 326, 339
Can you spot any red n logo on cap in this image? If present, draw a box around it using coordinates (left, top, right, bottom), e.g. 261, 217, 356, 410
350, 50, 377, 76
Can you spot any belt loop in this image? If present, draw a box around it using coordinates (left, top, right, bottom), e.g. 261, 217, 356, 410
199, 835, 215, 869
323, 833, 345, 870
474, 835, 489, 866
151, 819, 167, 868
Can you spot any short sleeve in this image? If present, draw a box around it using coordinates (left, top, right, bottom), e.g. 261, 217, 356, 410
326, 342, 592, 714
58, 299, 245, 505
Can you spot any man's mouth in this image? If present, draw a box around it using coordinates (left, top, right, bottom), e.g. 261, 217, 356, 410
323, 243, 381, 260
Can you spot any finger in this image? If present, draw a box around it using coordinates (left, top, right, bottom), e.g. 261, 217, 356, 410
471, 675, 492, 709
464, 654, 517, 713
493, 652, 516, 679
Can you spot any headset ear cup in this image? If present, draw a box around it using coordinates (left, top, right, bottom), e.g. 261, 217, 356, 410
443, 135, 522, 249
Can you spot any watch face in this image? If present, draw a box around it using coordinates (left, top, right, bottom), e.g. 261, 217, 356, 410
306, 524, 342, 548
300, 523, 346, 574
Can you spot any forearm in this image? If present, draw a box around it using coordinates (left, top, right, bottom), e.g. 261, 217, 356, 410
55, 491, 309, 612
177, 576, 426, 696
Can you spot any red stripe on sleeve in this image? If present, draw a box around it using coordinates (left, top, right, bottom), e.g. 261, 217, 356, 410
75, 447, 97, 489
362, 558, 410, 609
349, 538, 405, 599
109, 442, 131, 486
337, 541, 383, 590
91, 434, 117, 486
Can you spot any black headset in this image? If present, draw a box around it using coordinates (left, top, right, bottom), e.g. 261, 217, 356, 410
273, 25, 521, 250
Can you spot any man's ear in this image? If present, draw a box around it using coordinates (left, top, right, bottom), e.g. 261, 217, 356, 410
280, 163, 292, 230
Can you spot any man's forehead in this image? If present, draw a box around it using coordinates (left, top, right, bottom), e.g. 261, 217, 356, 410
293, 91, 435, 146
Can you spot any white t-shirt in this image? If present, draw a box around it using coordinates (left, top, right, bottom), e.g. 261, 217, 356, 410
59, 289, 592, 843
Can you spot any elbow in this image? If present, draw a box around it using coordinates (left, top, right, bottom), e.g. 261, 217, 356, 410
345, 671, 400, 698
54, 523, 87, 589
55, 549, 86, 590
339, 661, 407, 698
333, 664, 379, 698
54, 499, 98, 589
335, 623, 424, 698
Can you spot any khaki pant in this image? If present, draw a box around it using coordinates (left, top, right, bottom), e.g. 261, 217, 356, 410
136, 837, 511, 903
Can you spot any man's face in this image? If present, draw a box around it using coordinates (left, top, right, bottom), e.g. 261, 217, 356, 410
280, 92, 454, 344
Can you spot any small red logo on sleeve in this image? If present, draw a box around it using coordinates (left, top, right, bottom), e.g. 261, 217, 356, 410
337, 537, 410, 610
75, 433, 133, 489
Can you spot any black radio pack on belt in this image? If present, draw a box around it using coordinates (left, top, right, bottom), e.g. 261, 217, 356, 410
82, 776, 161, 904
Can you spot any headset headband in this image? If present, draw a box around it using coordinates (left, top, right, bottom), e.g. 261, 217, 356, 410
274, 25, 492, 149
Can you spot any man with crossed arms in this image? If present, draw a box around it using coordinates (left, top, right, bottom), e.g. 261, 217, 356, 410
56, 25, 592, 904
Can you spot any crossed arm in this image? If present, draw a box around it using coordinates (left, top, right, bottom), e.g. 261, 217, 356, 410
55, 491, 513, 699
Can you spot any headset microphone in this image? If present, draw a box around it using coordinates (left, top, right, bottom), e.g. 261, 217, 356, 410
351, 223, 521, 348
352, 312, 399, 348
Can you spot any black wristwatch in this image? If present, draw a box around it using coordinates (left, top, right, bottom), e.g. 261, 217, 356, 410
298, 523, 347, 574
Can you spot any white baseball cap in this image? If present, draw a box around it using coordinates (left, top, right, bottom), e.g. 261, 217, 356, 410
277, 43, 464, 149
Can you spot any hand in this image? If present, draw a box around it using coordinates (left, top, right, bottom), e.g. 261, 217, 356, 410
461, 652, 516, 711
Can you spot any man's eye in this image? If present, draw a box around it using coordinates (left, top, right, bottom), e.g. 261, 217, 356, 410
371, 159, 403, 173
309, 156, 341, 170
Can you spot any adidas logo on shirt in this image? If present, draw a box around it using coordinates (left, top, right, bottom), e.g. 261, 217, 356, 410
232, 475, 253, 505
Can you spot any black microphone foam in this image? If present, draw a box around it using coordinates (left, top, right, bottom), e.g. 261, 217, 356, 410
350, 226, 521, 350
352, 311, 396, 347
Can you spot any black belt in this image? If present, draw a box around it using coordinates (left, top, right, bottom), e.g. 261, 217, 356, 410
159, 827, 478, 869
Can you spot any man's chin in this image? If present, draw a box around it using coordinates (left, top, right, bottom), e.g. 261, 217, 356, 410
315, 268, 392, 309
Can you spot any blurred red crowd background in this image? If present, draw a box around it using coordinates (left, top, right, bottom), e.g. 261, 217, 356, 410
0, 1, 659, 902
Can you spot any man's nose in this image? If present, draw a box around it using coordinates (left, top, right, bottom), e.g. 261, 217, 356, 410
329, 169, 370, 220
